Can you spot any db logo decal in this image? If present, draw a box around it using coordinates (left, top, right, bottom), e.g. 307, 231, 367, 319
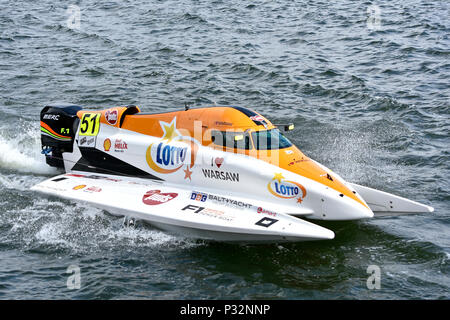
142, 190, 178, 205
191, 192, 207, 202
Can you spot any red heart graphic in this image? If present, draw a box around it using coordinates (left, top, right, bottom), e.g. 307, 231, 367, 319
215, 157, 224, 168
142, 190, 178, 205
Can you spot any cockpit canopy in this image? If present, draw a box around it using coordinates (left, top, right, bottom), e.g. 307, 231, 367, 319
210, 128, 293, 150
119, 105, 294, 152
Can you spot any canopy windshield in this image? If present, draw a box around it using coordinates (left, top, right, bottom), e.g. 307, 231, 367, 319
251, 129, 292, 150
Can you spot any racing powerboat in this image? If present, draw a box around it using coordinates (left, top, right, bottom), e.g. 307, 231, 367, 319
32, 104, 434, 243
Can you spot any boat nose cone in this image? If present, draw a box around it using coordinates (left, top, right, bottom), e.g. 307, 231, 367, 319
351, 201, 374, 219
322, 193, 374, 220
316, 226, 335, 240
287, 218, 335, 241
303, 222, 335, 240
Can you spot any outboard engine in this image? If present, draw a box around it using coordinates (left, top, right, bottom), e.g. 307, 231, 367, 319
40, 104, 82, 168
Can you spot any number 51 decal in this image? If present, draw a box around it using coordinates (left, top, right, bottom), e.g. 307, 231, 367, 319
79, 113, 100, 136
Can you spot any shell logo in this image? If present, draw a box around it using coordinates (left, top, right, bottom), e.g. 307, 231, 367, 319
267, 173, 307, 204
103, 138, 111, 151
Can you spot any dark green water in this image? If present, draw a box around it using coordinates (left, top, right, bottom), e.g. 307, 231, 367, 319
0, 0, 448, 299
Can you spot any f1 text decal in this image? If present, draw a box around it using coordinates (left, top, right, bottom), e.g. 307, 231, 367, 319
181, 205, 233, 221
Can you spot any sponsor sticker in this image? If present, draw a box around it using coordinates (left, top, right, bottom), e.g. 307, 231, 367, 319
78, 136, 96, 148
209, 194, 251, 209
215, 121, 233, 126
257, 207, 277, 217
66, 173, 120, 182
255, 217, 278, 228
202, 169, 240, 182
43, 114, 60, 121
105, 109, 118, 125
191, 191, 208, 202
181, 204, 233, 221
142, 190, 178, 205
145, 117, 199, 180
250, 115, 265, 122
114, 139, 128, 152
190, 192, 252, 209
288, 159, 308, 166
103, 138, 111, 151
65, 174, 85, 178
84, 186, 102, 193
267, 173, 307, 204
73, 185, 86, 190
41, 185, 67, 192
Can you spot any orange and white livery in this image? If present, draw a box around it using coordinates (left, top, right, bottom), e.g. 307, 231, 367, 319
31, 104, 434, 243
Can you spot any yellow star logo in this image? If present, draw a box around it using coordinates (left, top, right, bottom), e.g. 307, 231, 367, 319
273, 172, 284, 183
160, 118, 179, 142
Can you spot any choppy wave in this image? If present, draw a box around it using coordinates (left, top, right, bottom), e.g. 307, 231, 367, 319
5, 199, 200, 255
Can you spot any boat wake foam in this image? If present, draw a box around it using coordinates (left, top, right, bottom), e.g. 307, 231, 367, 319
6, 199, 201, 254
0, 129, 57, 175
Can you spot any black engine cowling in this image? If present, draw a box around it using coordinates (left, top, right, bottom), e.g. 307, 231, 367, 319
40, 104, 82, 168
